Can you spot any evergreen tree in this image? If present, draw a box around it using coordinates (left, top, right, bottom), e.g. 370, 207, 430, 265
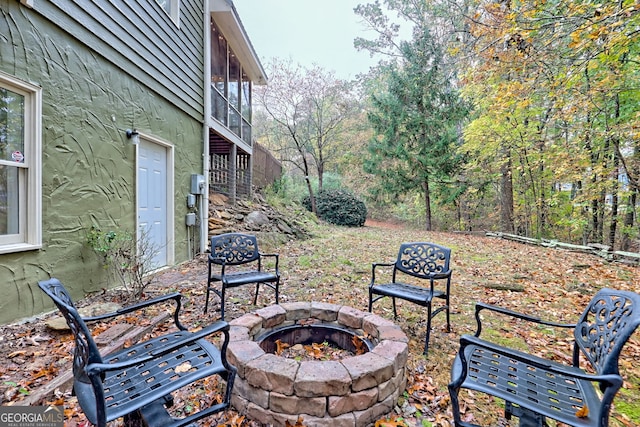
363, 27, 468, 230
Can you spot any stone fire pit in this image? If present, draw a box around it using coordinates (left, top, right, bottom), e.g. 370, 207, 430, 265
227, 302, 408, 427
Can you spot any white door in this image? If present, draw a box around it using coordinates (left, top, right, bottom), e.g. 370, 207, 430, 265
137, 140, 168, 269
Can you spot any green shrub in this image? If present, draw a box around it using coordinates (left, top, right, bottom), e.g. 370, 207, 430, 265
302, 189, 367, 227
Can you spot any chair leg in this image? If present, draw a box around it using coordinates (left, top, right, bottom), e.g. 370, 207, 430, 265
135, 397, 175, 427
221, 366, 237, 407
424, 303, 433, 355
448, 383, 483, 427
274, 280, 280, 304
445, 295, 451, 333
368, 291, 373, 312
220, 286, 226, 321
253, 283, 260, 305
505, 402, 547, 427
448, 383, 463, 427
205, 263, 212, 314
204, 282, 211, 314
123, 411, 144, 427
392, 297, 397, 319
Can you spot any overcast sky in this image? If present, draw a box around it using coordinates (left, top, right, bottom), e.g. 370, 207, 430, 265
232, 0, 382, 80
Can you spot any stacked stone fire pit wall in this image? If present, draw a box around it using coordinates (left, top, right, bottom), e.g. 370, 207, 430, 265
227, 302, 409, 427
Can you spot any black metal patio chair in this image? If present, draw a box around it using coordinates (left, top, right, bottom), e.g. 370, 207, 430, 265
38, 278, 236, 427
449, 287, 640, 427
205, 232, 280, 319
368, 241, 452, 355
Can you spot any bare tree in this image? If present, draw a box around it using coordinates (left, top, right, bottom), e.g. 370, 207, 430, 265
254, 58, 357, 213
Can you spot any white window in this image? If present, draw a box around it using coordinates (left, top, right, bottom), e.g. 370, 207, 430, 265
156, 0, 180, 25
0, 72, 42, 254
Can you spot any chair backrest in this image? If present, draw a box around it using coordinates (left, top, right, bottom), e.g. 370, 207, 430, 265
574, 288, 640, 376
394, 242, 451, 279
38, 279, 104, 387
210, 233, 260, 266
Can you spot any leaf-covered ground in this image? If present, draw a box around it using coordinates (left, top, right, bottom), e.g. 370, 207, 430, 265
2, 220, 640, 426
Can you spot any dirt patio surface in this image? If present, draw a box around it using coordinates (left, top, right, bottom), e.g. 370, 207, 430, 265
2, 222, 640, 426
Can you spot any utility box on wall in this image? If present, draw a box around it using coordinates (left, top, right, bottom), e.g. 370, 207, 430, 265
190, 174, 205, 194
187, 194, 196, 209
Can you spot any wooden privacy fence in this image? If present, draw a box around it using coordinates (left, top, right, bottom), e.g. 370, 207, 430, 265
252, 142, 282, 190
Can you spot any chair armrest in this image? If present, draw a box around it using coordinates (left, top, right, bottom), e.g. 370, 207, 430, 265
370, 262, 395, 287
82, 292, 187, 331
260, 252, 278, 258
208, 255, 228, 265
428, 269, 452, 280
85, 320, 231, 375
474, 301, 575, 337
457, 334, 623, 389
208, 255, 231, 278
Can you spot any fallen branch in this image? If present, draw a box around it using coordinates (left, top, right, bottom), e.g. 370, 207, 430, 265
486, 232, 639, 264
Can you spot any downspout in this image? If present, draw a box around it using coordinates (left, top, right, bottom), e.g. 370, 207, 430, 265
201, 1, 211, 254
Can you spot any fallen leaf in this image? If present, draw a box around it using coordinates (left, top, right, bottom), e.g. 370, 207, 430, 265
352, 335, 367, 355
175, 362, 192, 373
575, 406, 589, 418
31, 367, 57, 380
374, 418, 407, 427
275, 339, 290, 355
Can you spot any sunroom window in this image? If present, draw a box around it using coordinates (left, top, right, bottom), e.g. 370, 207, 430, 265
0, 72, 41, 253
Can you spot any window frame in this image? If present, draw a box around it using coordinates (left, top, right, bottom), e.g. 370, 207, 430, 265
0, 71, 42, 254
157, 0, 181, 26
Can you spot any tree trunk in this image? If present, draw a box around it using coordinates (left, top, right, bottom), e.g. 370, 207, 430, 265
575, 181, 591, 245
608, 94, 622, 250
609, 156, 619, 250
305, 175, 316, 214
423, 179, 432, 231
500, 150, 515, 233
536, 139, 548, 238
301, 154, 317, 214
588, 143, 603, 243
317, 162, 324, 193
622, 191, 636, 251
592, 198, 602, 243
622, 136, 639, 250
583, 67, 600, 243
